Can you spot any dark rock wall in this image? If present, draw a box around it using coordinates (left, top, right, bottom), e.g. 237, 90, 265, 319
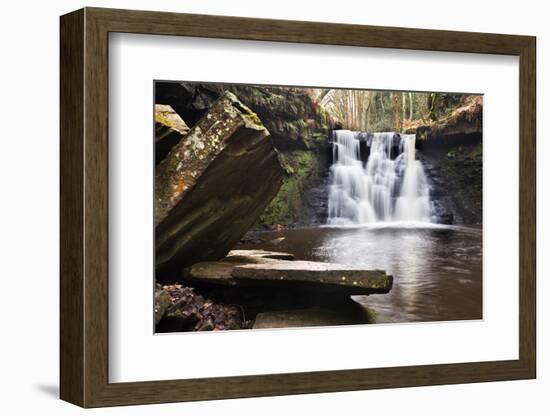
419, 137, 482, 225
414, 95, 483, 225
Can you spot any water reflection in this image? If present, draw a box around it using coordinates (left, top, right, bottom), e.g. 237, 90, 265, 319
241, 225, 482, 323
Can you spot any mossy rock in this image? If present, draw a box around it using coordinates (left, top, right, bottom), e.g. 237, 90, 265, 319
257, 150, 323, 227
155, 92, 284, 277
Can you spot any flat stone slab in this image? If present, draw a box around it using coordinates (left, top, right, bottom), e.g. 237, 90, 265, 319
227, 249, 295, 260
185, 261, 237, 285
232, 260, 390, 291
253, 307, 370, 329
185, 250, 392, 295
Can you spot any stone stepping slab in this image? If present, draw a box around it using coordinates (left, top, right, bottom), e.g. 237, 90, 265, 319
185, 249, 392, 295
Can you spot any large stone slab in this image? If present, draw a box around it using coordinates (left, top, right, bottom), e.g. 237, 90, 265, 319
155, 93, 284, 277
185, 250, 392, 295
232, 260, 391, 293
253, 308, 366, 329
227, 249, 295, 261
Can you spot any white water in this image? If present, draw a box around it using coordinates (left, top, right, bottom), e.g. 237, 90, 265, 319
327, 130, 433, 226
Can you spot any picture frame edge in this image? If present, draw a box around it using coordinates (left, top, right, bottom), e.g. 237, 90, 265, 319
59, 7, 537, 408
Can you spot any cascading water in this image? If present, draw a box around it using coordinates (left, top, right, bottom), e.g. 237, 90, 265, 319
327, 130, 433, 225
394, 134, 433, 222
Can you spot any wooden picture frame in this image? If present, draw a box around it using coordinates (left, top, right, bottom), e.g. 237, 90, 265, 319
60, 7, 536, 408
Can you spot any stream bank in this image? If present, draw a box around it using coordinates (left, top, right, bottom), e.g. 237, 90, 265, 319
411, 95, 483, 224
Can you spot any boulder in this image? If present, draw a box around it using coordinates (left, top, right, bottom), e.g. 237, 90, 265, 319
155, 104, 190, 164
155, 92, 284, 277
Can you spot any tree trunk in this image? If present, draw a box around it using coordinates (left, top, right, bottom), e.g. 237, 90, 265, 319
402, 92, 406, 122
393, 93, 399, 131
428, 92, 438, 121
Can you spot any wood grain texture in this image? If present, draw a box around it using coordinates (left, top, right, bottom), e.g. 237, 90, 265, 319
518, 38, 537, 375
83, 9, 111, 406
59, 8, 84, 407
59, 7, 537, 408
89, 7, 532, 54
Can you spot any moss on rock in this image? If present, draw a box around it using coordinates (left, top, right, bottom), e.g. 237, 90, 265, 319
257, 150, 323, 227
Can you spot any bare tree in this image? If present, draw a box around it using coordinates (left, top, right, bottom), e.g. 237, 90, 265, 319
393, 92, 399, 131
321, 89, 369, 131
402, 92, 406, 122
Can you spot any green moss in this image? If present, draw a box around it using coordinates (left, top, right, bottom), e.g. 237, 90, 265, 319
241, 106, 264, 129
228, 94, 265, 129
257, 150, 321, 227
155, 113, 176, 128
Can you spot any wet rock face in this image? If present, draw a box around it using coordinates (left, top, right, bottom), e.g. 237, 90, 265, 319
155, 92, 284, 278
408, 96, 483, 225
417, 153, 459, 225
418, 142, 482, 225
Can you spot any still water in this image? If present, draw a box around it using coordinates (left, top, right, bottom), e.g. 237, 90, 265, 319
241, 224, 482, 324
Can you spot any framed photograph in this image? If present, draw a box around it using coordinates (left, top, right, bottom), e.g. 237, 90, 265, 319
60, 7, 536, 408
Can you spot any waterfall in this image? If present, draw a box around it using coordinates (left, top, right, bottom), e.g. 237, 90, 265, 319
327, 130, 433, 225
